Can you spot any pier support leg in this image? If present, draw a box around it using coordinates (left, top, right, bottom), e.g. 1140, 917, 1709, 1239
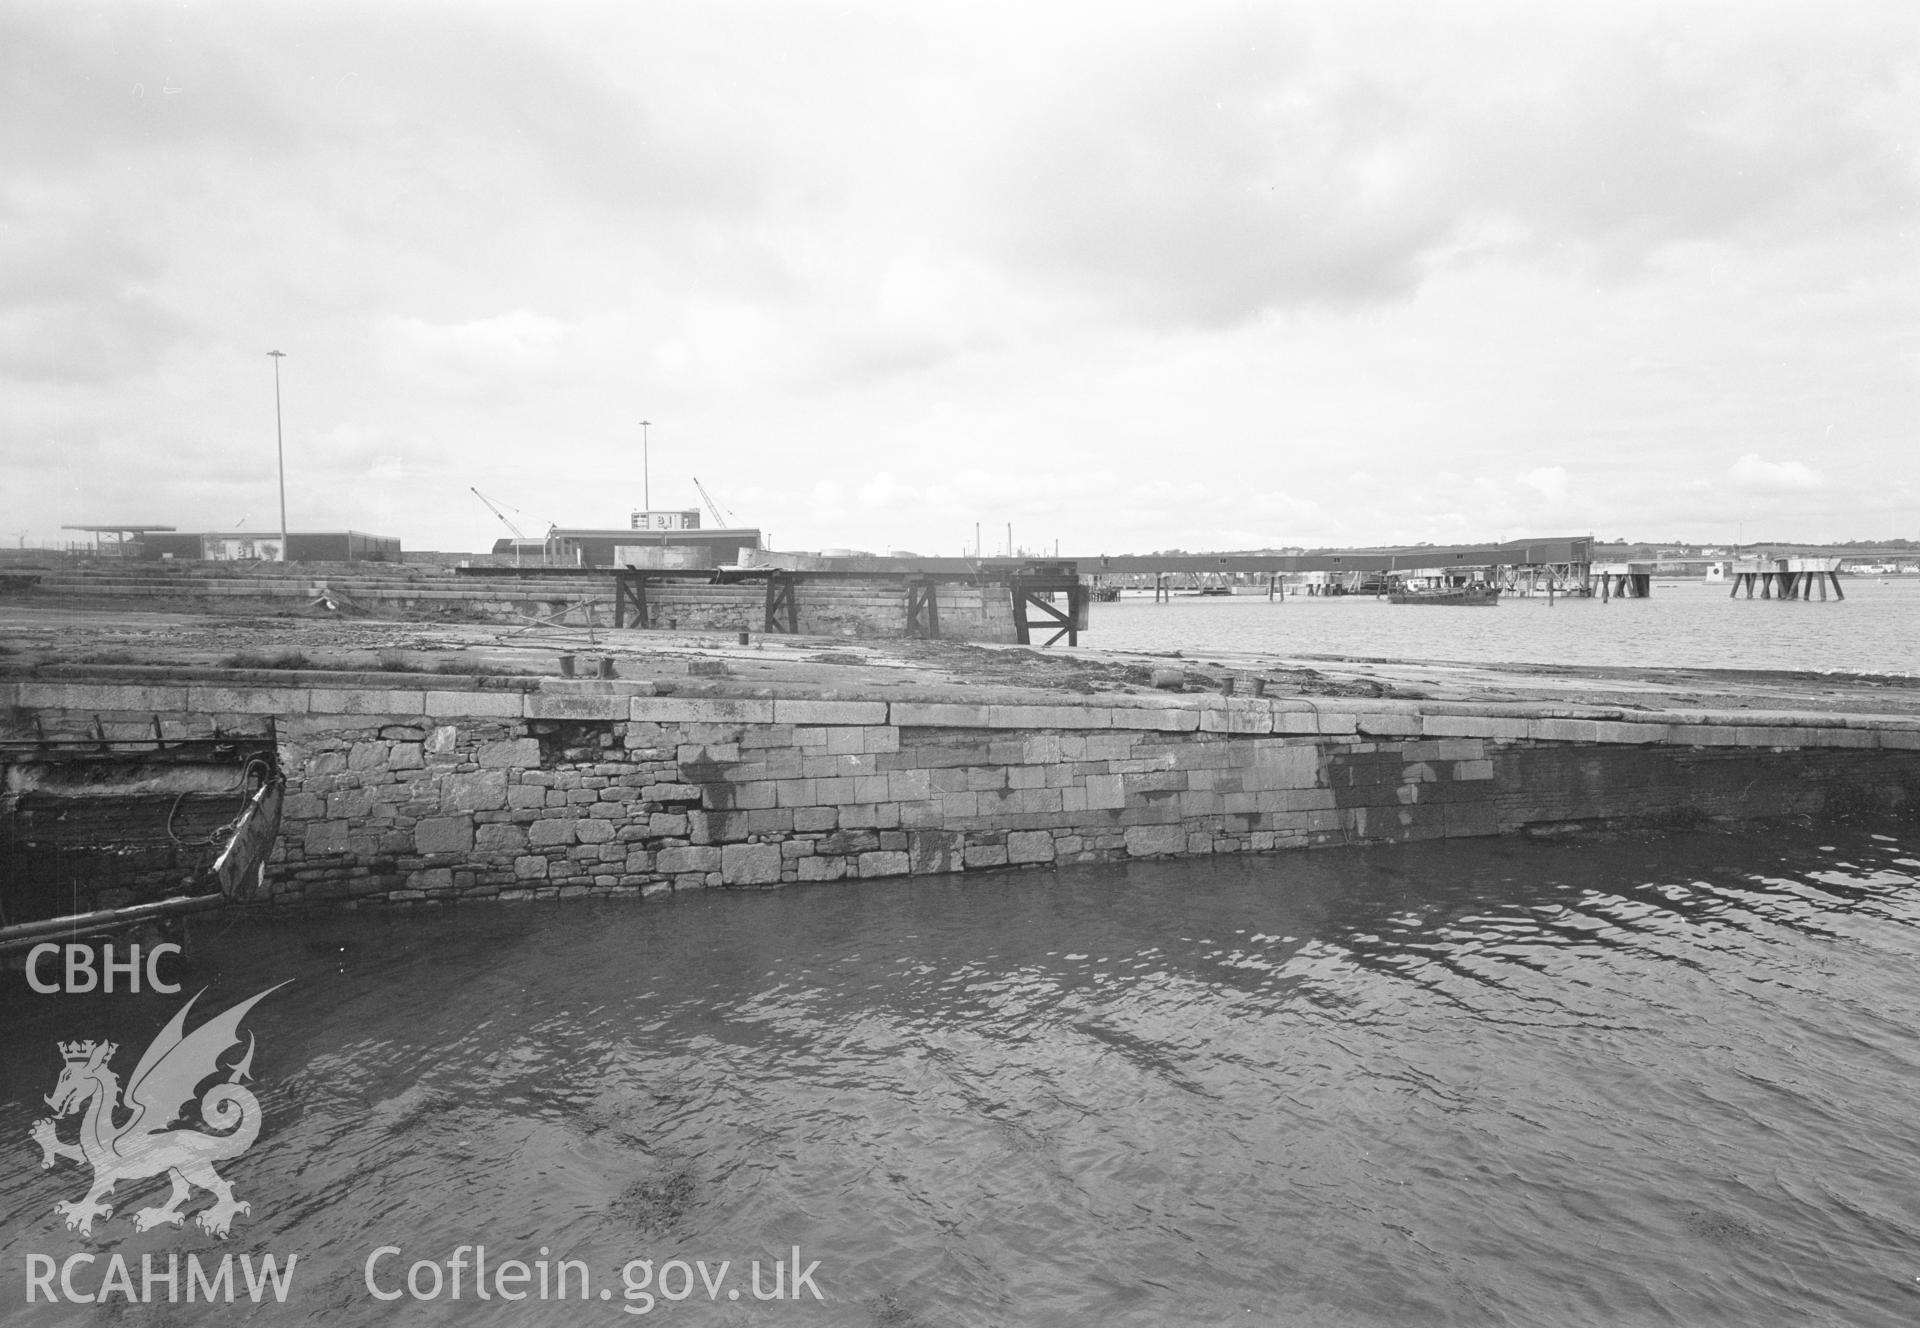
1830, 571, 1845, 600
764, 571, 798, 633
905, 579, 941, 638
613, 572, 651, 629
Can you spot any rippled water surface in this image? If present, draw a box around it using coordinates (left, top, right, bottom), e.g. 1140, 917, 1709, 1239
1087, 577, 1920, 675
7, 825, 1920, 1325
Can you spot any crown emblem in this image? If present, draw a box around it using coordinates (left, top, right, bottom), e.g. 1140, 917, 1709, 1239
60, 1040, 104, 1063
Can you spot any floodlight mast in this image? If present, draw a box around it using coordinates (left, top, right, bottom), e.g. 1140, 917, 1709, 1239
267, 350, 288, 561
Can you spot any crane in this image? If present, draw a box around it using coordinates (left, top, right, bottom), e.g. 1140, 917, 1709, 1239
470, 487, 554, 565
692, 476, 736, 528
470, 486, 527, 540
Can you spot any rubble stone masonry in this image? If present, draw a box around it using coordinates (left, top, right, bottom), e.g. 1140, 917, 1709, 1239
5, 676, 1919, 908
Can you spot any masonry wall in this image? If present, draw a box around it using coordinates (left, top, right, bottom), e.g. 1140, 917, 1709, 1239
5, 678, 1919, 910
5, 570, 1019, 642
601, 579, 1016, 641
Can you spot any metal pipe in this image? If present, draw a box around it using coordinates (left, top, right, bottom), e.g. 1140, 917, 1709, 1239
0, 893, 226, 952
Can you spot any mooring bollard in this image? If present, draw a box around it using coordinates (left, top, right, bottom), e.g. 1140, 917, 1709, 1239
597, 657, 615, 679
738, 631, 750, 645
557, 654, 575, 677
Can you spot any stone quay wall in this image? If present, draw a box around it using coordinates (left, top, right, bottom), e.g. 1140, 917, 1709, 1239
6, 676, 1920, 910
591, 579, 1017, 641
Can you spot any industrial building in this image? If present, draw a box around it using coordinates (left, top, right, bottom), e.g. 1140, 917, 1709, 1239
140, 530, 402, 562
542, 525, 762, 568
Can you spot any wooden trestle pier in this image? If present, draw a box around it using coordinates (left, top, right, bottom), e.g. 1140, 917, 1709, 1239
1067, 537, 1602, 599
1727, 557, 1846, 601
453, 536, 1600, 650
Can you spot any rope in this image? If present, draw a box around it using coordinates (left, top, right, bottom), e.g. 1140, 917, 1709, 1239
165, 758, 274, 848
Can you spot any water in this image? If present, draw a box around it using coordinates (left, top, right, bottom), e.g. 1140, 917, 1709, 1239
6, 824, 1920, 1325
1086, 578, 1920, 676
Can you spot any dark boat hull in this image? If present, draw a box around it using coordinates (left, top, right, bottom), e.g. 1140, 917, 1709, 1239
1, 725, 282, 954
1387, 585, 1501, 606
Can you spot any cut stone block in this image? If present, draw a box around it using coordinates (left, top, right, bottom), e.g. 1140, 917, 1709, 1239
721, 842, 782, 885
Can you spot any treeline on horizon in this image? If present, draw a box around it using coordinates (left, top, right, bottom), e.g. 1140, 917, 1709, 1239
1151, 537, 1919, 558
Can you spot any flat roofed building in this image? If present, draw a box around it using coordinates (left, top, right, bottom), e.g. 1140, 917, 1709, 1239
631, 509, 702, 530
140, 530, 401, 562
547, 526, 762, 568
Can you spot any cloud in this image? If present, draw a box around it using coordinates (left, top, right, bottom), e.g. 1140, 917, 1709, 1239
1728, 453, 1824, 493
0, 191, 187, 383
0, 293, 186, 384
381, 311, 571, 378
1522, 467, 1569, 503
0, 7, 291, 173
1, 4, 1914, 552
858, 473, 921, 509
978, 5, 1917, 325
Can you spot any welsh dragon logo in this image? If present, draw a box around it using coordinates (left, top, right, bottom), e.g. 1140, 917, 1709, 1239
30, 984, 286, 1239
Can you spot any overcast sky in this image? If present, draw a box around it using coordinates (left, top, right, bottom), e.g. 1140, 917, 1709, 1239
4, 1, 1915, 556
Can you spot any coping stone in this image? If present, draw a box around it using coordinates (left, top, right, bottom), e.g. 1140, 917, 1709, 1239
19, 682, 191, 711
774, 699, 889, 726
1802, 726, 1878, 748
1109, 707, 1200, 732
527, 692, 629, 720
985, 704, 1112, 730
1591, 721, 1672, 745
186, 685, 313, 715
1527, 719, 1601, 743
891, 702, 993, 728
309, 688, 426, 715
1355, 712, 1423, 737
1200, 706, 1275, 735
425, 689, 526, 718
1420, 714, 1533, 741
630, 697, 778, 725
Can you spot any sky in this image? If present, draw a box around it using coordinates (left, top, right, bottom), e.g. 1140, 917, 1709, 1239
3, 1, 1916, 557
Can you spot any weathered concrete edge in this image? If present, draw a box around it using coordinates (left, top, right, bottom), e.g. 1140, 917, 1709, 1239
11, 677, 1920, 751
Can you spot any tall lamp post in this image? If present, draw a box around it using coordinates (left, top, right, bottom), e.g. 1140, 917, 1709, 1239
640, 419, 651, 512
268, 350, 288, 561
